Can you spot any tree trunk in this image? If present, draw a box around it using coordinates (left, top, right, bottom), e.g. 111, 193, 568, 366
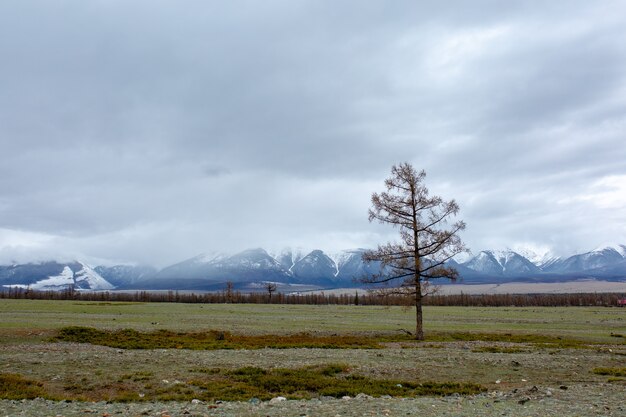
414, 280, 424, 340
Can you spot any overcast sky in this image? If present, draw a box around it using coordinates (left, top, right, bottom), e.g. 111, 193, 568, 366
1, 1, 626, 267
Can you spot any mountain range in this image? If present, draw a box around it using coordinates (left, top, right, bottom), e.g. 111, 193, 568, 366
1, 245, 625, 292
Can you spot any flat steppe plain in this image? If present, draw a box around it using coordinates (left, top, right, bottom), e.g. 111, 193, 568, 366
1, 300, 625, 416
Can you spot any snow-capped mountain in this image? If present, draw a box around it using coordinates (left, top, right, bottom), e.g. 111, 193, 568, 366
131, 248, 376, 290
332, 249, 383, 283
513, 248, 561, 269
290, 250, 337, 284
460, 245, 626, 282
595, 243, 626, 257
543, 245, 626, 275
464, 252, 508, 276
0, 261, 114, 290
2, 244, 625, 291
73, 263, 115, 290
463, 250, 541, 277
94, 265, 158, 287
270, 248, 306, 273
137, 248, 293, 290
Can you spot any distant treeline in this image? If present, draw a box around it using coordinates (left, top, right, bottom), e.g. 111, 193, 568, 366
1, 286, 625, 307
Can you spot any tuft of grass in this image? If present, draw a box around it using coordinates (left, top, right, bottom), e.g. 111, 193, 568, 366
418, 344, 445, 349
1, 365, 487, 402
471, 346, 527, 354
592, 367, 626, 377
51, 326, 382, 350
113, 390, 145, 402
425, 331, 605, 349
189, 364, 486, 401
52, 327, 612, 351
151, 384, 198, 402
118, 371, 153, 382
0, 373, 53, 400
189, 367, 222, 374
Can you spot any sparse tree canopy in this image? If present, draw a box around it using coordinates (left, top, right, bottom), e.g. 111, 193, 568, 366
362, 162, 466, 340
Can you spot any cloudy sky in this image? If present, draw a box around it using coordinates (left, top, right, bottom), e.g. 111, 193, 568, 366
1, 1, 626, 267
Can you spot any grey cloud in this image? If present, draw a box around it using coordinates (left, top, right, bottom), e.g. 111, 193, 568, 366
1, 1, 626, 266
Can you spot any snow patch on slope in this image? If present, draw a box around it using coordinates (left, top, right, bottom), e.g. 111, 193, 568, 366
329, 249, 362, 277
74, 263, 115, 290
269, 247, 306, 274
29, 266, 75, 290
191, 252, 228, 264
513, 247, 561, 268
487, 250, 515, 269
1, 262, 114, 291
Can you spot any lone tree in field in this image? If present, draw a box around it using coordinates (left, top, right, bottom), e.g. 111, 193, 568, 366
362, 163, 466, 340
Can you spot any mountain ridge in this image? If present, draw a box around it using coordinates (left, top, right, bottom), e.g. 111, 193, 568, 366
2, 245, 625, 291
0, 261, 114, 291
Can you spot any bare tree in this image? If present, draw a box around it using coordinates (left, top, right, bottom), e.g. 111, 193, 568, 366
224, 281, 234, 303
362, 163, 466, 340
265, 282, 277, 301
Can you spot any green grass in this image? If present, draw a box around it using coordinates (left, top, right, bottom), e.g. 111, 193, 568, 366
424, 331, 606, 348
0, 366, 486, 402
118, 371, 153, 382
592, 367, 626, 377
471, 346, 528, 354
51, 326, 608, 351
189, 364, 486, 401
2, 300, 625, 344
2, 300, 625, 403
0, 373, 55, 400
51, 326, 382, 349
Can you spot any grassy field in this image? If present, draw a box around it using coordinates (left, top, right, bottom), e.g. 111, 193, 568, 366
1, 299, 625, 342
1, 299, 625, 404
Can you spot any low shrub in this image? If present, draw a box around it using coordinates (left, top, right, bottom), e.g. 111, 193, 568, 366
51, 327, 382, 350
426, 332, 603, 348
592, 367, 626, 377
1, 364, 486, 402
0, 373, 52, 400
189, 363, 485, 401
472, 346, 528, 354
